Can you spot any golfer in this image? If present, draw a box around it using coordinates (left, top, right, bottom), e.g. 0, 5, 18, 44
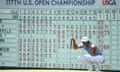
71, 36, 104, 72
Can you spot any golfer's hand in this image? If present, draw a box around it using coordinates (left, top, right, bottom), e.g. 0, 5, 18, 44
70, 37, 75, 41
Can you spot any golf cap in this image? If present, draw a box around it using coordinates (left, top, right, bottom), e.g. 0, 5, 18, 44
81, 37, 89, 42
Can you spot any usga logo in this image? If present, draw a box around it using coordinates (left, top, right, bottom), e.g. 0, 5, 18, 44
103, 0, 116, 5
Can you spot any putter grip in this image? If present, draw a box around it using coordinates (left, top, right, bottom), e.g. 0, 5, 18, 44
70, 40, 72, 49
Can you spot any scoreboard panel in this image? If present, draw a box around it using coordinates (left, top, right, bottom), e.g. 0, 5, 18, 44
0, 0, 120, 70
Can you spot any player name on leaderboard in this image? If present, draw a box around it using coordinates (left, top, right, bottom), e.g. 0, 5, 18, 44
0, 0, 120, 71
0, 10, 18, 66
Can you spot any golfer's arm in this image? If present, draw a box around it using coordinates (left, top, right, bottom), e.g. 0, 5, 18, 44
92, 45, 96, 56
72, 39, 79, 50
